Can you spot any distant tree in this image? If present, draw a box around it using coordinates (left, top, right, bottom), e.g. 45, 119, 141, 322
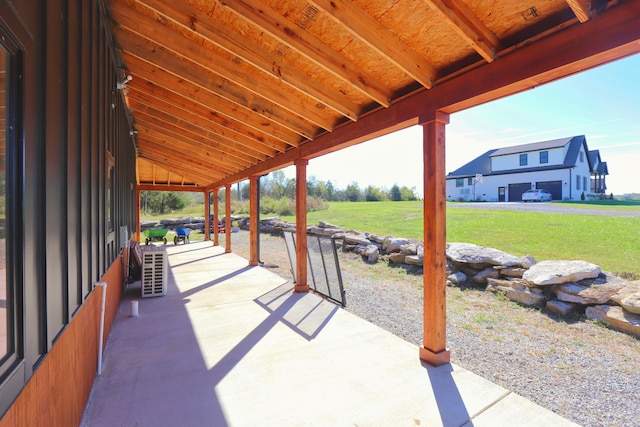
325, 180, 336, 201
307, 176, 324, 198
264, 170, 288, 199
345, 182, 363, 202
365, 185, 385, 201
141, 191, 186, 214
389, 184, 402, 201
399, 186, 419, 201
240, 181, 250, 200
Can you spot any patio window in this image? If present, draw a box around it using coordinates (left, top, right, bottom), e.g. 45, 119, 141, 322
0, 32, 23, 384
107, 152, 115, 233
519, 153, 527, 166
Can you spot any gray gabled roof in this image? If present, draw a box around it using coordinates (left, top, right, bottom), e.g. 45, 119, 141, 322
446, 135, 591, 179
596, 161, 609, 175
589, 149, 609, 175
446, 149, 497, 178
490, 136, 574, 157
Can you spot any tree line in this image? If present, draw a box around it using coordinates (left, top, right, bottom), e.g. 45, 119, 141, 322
244, 171, 419, 202
141, 170, 420, 215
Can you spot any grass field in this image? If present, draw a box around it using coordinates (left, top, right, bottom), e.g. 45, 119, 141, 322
279, 201, 640, 278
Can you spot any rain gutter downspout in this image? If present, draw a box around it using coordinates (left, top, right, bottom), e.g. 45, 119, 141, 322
569, 168, 573, 200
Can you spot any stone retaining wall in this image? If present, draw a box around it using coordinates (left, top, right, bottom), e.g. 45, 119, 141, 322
247, 216, 640, 338
142, 215, 639, 337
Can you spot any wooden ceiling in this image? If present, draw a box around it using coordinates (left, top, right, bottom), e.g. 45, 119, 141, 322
103, 0, 640, 190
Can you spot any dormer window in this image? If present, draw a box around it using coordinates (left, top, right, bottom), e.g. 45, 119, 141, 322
540, 151, 548, 164
519, 153, 528, 166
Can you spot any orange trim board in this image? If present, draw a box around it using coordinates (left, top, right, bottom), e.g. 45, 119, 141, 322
0, 257, 123, 427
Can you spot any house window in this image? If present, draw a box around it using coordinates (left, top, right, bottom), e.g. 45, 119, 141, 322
106, 152, 115, 233
583, 176, 588, 192
539, 151, 548, 164
579, 151, 584, 162
467, 177, 473, 185
455, 178, 464, 187
519, 153, 527, 166
576, 175, 581, 190
0, 34, 23, 380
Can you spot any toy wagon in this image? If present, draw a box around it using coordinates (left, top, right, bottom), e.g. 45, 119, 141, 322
143, 227, 169, 245
173, 227, 193, 245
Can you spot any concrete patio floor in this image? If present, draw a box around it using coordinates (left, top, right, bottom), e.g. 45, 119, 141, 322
81, 241, 579, 427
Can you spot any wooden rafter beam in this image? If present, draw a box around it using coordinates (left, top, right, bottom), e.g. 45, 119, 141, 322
135, 0, 360, 122
137, 146, 224, 182
109, 11, 336, 133
128, 97, 274, 160
128, 83, 293, 152
135, 123, 245, 172
119, 51, 313, 142
133, 110, 262, 167
113, 27, 324, 137
309, 0, 438, 89
137, 184, 205, 192
424, 0, 500, 62
208, 0, 640, 190
137, 144, 223, 183
219, 0, 393, 107
565, 0, 593, 23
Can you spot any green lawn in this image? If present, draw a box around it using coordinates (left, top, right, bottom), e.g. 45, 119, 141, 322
282, 201, 640, 278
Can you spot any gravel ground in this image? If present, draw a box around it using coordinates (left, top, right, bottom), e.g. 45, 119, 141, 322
229, 230, 640, 427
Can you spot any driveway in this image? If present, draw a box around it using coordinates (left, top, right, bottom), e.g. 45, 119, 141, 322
447, 202, 640, 217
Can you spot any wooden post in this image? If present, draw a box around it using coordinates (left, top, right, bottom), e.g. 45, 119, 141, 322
294, 159, 309, 292
225, 184, 231, 253
419, 111, 450, 366
213, 188, 219, 246
249, 175, 260, 266
204, 190, 211, 242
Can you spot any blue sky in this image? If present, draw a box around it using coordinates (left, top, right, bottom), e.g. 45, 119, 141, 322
282, 53, 640, 196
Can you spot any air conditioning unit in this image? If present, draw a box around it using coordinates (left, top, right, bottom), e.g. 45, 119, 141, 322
140, 246, 167, 298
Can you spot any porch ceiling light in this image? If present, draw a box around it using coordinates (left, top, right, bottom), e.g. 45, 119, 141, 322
117, 75, 132, 90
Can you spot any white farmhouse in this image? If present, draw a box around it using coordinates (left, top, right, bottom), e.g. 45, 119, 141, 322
445, 135, 609, 202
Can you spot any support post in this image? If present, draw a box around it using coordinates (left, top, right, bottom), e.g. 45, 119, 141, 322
294, 159, 309, 292
213, 188, 219, 246
225, 184, 231, 253
419, 111, 450, 366
249, 175, 260, 266
204, 190, 211, 242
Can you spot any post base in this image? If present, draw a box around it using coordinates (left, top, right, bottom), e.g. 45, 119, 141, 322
419, 347, 451, 366
294, 284, 310, 293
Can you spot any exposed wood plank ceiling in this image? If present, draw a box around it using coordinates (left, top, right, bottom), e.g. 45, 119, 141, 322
103, 0, 640, 190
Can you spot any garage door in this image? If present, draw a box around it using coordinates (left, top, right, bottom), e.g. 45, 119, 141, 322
508, 183, 532, 202
536, 180, 562, 201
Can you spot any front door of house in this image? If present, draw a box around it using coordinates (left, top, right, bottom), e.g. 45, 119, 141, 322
498, 187, 505, 202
